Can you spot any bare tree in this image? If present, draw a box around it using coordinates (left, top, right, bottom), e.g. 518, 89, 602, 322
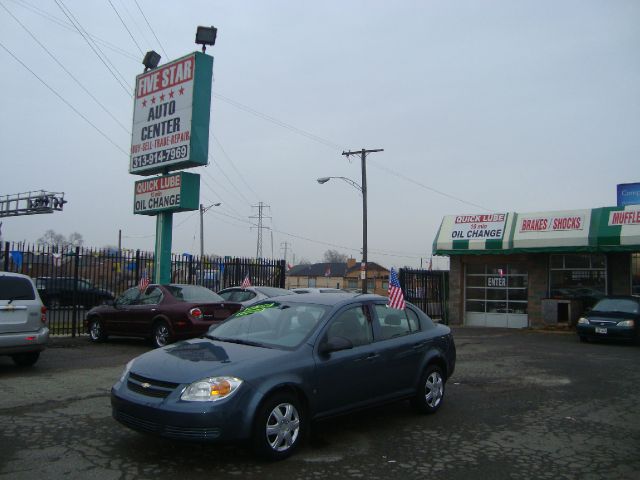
322, 249, 348, 263
37, 230, 84, 248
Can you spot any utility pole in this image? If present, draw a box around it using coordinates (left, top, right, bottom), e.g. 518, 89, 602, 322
342, 148, 383, 294
250, 202, 271, 258
280, 241, 291, 264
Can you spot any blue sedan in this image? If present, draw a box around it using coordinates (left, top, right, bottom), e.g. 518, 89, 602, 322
111, 293, 456, 460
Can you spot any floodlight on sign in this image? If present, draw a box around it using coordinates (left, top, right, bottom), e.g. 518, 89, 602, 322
195, 26, 217, 52
142, 50, 161, 71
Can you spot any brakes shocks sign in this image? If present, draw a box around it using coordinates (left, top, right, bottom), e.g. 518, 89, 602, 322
133, 172, 200, 215
129, 52, 213, 175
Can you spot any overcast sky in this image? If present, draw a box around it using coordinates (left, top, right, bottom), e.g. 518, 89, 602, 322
0, 0, 638, 269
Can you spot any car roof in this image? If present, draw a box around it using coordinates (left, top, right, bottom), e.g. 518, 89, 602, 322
264, 292, 382, 306
0, 272, 34, 280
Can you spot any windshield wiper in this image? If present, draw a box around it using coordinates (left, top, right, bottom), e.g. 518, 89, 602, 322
206, 336, 272, 348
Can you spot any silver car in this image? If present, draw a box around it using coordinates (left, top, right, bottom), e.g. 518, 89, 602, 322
217, 286, 295, 307
0, 272, 49, 366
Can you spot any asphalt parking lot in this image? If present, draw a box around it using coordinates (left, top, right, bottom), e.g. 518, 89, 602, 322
1, 327, 639, 480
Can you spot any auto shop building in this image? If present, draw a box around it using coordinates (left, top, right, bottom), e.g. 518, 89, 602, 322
433, 206, 640, 328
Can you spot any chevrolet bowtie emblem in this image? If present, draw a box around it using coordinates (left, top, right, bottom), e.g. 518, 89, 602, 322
141, 382, 151, 389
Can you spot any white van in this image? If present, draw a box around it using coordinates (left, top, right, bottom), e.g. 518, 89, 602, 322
0, 272, 49, 366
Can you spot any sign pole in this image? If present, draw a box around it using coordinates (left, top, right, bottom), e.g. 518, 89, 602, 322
154, 211, 173, 284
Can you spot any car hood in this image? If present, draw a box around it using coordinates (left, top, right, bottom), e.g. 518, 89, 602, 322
587, 311, 639, 322
129, 337, 292, 384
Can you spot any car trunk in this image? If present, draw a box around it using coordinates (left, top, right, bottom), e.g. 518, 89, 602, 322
0, 304, 38, 334
199, 303, 242, 321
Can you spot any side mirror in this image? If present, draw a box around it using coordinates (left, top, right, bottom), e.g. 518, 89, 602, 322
318, 336, 353, 356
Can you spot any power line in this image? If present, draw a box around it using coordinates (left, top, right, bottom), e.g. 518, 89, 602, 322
1, 2, 130, 134
212, 133, 260, 202
7, 0, 140, 62
133, 0, 169, 59
107, 0, 143, 56
54, 0, 132, 97
0, 40, 128, 156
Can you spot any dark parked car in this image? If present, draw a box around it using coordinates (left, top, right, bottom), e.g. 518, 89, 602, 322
111, 293, 456, 459
577, 296, 640, 344
217, 285, 295, 307
85, 284, 242, 348
36, 277, 114, 309
0, 272, 49, 366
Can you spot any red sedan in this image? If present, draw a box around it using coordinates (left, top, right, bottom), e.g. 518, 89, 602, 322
85, 284, 242, 347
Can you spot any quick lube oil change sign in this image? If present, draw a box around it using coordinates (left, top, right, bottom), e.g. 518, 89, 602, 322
130, 52, 213, 175
133, 172, 199, 215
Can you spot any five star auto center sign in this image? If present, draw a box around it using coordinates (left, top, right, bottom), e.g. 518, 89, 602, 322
130, 52, 213, 175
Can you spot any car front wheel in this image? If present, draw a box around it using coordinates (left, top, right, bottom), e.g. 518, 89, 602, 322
88, 318, 107, 342
252, 393, 304, 460
412, 364, 445, 414
152, 320, 171, 348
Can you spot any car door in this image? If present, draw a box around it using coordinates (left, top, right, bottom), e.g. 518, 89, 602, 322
313, 304, 384, 416
107, 287, 141, 334
371, 303, 426, 396
129, 286, 163, 335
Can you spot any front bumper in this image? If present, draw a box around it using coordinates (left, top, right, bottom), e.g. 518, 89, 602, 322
576, 324, 637, 342
111, 374, 254, 442
0, 326, 49, 355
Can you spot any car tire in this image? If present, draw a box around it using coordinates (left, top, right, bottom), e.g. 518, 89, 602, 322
252, 393, 304, 460
152, 320, 171, 348
411, 364, 445, 414
579, 336, 588, 343
11, 352, 40, 367
88, 318, 107, 342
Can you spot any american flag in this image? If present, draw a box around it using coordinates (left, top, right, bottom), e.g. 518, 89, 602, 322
138, 270, 150, 292
387, 267, 406, 310
241, 273, 251, 289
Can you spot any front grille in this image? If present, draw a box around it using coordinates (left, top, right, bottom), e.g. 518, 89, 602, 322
127, 372, 180, 398
113, 410, 221, 440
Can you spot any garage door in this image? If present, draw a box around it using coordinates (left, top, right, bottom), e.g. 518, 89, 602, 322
464, 264, 528, 328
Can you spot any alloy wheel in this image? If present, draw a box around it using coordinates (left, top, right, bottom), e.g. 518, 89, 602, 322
265, 402, 300, 452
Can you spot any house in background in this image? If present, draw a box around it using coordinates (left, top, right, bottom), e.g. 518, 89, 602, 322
286, 258, 390, 296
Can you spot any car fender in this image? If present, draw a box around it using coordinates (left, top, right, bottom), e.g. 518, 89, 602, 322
415, 344, 450, 386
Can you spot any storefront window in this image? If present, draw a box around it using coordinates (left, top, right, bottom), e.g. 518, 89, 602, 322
631, 254, 640, 296
549, 254, 606, 309
464, 264, 528, 315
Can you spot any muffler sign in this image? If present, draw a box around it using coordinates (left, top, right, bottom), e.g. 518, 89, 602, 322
133, 172, 200, 215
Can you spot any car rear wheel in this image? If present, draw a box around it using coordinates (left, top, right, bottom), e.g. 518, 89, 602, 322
252, 393, 304, 460
152, 320, 171, 348
88, 318, 107, 342
412, 364, 445, 414
11, 352, 40, 367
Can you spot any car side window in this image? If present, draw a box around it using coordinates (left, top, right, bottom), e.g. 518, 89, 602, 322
139, 286, 162, 305
234, 291, 256, 302
373, 304, 411, 340
116, 288, 140, 306
326, 305, 373, 347
406, 308, 420, 331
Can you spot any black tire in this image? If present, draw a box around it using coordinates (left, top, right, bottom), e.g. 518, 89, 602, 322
151, 320, 171, 348
88, 318, 107, 342
579, 336, 588, 343
11, 352, 40, 367
411, 364, 445, 414
252, 393, 304, 461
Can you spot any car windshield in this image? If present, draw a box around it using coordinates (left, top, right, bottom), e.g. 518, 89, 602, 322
209, 301, 329, 348
165, 285, 225, 303
592, 298, 640, 314
254, 286, 295, 297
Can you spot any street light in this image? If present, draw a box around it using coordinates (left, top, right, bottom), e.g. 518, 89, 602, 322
199, 202, 222, 285
142, 50, 161, 71
316, 175, 367, 293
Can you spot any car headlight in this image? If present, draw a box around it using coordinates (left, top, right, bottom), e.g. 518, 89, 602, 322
577, 317, 590, 325
119, 359, 134, 383
181, 376, 243, 402
617, 320, 635, 327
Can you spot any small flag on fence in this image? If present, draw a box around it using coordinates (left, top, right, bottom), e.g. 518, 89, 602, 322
387, 267, 406, 310
241, 273, 251, 289
324, 266, 331, 277
138, 270, 150, 292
